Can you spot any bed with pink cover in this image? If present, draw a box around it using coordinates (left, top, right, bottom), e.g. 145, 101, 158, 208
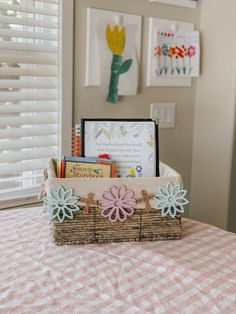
0, 206, 236, 313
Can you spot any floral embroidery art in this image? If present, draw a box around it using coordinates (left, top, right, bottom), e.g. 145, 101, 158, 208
99, 185, 136, 222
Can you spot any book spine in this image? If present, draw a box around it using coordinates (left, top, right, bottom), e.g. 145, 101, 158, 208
71, 124, 81, 157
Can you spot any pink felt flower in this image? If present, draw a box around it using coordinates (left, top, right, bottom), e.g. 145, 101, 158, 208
99, 185, 136, 222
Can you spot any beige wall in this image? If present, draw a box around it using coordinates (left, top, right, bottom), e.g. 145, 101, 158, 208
190, 0, 236, 229
74, 0, 201, 211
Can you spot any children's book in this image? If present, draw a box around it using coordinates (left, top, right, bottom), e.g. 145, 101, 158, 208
57, 156, 116, 178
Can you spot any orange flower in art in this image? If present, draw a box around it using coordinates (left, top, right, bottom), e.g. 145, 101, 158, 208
168, 47, 176, 58
154, 45, 162, 57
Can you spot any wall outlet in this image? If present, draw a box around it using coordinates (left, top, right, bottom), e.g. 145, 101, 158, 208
150, 103, 176, 129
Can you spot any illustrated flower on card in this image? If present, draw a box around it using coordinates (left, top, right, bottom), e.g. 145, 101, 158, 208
126, 169, 136, 178
136, 165, 142, 173
44, 186, 80, 223
154, 182, 188, 218
99, 185, 136, 222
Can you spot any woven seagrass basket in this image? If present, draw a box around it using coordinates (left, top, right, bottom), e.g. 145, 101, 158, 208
43, 159, 184, 245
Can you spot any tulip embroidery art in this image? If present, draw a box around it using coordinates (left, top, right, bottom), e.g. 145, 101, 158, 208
106, 24, 133, 104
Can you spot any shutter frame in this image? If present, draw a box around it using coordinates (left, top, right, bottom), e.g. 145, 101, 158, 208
0, 0, 62, 206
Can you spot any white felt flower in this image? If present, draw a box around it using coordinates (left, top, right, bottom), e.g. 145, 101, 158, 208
154, 182, 188, 218
44, 186, 80, 223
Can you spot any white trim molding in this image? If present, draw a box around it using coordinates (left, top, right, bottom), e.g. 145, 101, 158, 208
60, 0, 74, 155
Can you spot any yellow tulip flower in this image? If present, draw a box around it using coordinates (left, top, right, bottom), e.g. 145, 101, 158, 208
106, 24, 125, 55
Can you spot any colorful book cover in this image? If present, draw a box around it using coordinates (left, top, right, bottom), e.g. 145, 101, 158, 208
64, 161, 112, 178
57, 156, 116, 178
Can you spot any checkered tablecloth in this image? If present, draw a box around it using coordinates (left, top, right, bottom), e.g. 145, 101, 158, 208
0, 207, 236, 314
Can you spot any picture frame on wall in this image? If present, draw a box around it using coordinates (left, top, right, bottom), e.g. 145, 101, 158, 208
81, 119, 159, 177
149, 0, 198, 9
146, 17, 196, 86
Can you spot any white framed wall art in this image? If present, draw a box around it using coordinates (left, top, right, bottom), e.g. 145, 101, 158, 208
146, 17, 198, 87
85, 8, 142, 102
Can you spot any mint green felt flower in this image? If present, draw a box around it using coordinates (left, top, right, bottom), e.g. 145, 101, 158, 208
44, 186, 80, 223
154, 182, 188, 218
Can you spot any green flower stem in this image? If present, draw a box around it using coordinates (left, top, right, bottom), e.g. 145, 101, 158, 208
107, 54, 122, 104
107, 55, 133, 104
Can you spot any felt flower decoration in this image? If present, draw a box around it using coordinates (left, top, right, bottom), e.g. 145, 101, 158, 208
99, 185, 136, 222
44, 185, 80, 223
154, 182, 188, 218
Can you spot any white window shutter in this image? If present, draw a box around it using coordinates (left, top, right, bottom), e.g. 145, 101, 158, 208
0, 0, 61, 206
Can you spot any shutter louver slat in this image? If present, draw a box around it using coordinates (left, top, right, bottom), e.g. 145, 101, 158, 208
0, 146, 57, 163
0, 0, 60, 204
0, 103, 58, 113
0, 67, 58, 77
0, 173, 43, 183
0, 42, 58, 53
0, 158, 50, 176
0, 136, 57, 150
0, 114, 57, 127
0, 3, 58, 16
0, 80, 57, 89
0, 29, 58, 41
0, 91, 58, 101
0, 15, 58, 29
0, 125, 57, 139
0, 51, 58, 64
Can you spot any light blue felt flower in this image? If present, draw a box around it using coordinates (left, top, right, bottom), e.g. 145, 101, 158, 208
154, 182, 188, 218
44, 185, 80, 223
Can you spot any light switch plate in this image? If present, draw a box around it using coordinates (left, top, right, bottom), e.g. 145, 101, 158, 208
150, 103, 176, 128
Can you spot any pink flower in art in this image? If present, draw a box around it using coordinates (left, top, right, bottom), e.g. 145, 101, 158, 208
187, 45, 196, 58
99, 185, 136, 222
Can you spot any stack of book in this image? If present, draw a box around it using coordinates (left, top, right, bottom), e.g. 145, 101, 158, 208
57, 156, 116, 179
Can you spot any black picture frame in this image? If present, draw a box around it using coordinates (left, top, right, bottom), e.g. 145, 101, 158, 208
81, 118, 159, 177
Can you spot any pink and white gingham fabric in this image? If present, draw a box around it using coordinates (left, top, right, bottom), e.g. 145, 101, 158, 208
0, 207, 236, 314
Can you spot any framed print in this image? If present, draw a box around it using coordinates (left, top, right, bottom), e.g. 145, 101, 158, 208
85, 8, 142, 104
81, 119, 159, 177
146, 18, 196, 86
